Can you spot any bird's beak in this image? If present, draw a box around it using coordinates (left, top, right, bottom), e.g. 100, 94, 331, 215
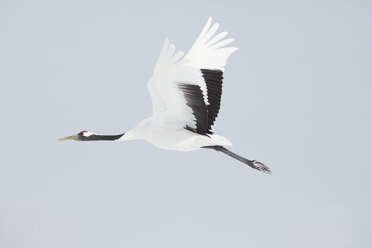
58, 134, 78, 141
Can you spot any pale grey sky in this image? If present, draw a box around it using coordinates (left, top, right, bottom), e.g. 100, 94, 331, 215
1, 0, 371, 247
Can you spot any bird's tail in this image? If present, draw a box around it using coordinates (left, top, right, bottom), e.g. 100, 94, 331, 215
203, 145, 271, 174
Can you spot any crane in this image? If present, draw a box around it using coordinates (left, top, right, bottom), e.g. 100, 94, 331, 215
58, 17, 271, 174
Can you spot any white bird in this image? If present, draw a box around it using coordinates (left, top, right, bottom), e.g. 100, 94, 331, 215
58, 17, 271, 174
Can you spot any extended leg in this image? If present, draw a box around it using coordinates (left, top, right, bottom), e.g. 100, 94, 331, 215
202, 146, 271, 174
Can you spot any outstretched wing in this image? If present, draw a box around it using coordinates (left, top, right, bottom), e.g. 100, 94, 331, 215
147, 17, 237, 135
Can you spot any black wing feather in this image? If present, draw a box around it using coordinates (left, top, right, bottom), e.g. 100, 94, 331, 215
178, 69, 224, 135
178, 83, 209, 135
201, 69, 224, 132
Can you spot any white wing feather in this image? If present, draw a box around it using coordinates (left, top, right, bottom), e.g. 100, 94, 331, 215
184, 17, 238, 71
148, 38, 199, 130
147, 17, 237, 131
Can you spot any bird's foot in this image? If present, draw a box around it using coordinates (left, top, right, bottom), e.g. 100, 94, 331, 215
251, 160, 271, 174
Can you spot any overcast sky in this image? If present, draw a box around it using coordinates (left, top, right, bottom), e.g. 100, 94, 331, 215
1, 0, 371, 247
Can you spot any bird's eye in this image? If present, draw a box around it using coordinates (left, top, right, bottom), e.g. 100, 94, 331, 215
78, 131, 87, 136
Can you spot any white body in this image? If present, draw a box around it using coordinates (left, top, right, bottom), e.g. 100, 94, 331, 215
120, 17, 237, 151
121, 118, 232, 151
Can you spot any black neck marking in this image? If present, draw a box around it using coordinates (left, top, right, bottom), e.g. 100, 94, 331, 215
79, 133, 125, 141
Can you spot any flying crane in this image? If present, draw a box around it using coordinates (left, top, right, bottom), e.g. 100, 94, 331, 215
58, 17, 271, 174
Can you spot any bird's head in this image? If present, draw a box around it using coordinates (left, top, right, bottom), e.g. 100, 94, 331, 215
58, 130, 94, 141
